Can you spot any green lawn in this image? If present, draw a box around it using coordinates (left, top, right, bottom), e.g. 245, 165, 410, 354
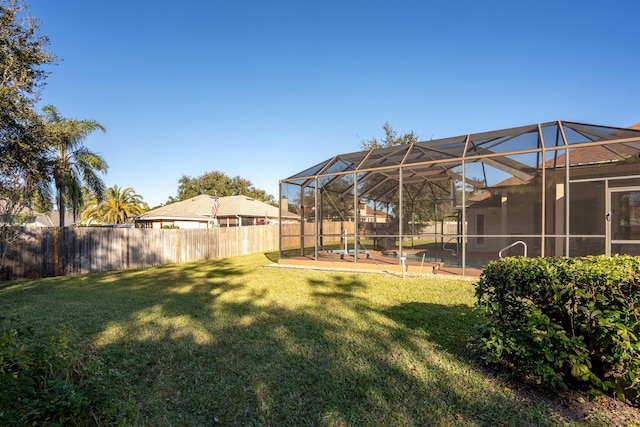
0, 253, 609, 426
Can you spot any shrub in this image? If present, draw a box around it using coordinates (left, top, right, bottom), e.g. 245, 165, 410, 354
475, 255, 640, 402
0, 321, 136, 425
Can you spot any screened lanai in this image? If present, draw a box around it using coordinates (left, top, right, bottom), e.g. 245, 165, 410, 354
279, 120, 640, 275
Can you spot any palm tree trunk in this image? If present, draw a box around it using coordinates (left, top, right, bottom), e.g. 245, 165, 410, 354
57, 187, 65, 227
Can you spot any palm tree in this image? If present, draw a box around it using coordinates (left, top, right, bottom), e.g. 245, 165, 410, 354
81, 185, 148, 225
42, 105, 108, 227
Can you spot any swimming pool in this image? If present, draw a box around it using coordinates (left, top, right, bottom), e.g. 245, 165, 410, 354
381, 251, 486, 269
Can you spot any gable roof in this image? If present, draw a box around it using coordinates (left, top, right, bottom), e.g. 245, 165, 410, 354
136, 194, 298, 221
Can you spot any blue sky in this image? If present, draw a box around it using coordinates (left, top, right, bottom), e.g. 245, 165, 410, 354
28, 0, 640, 207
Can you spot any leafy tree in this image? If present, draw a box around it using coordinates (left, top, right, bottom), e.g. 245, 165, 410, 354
0, 0, 55, 181
42, 105, 108, 227
359, 122, 453, 223
80, 185, 148, 225
1, 0, 55, 273
171, 170, 276, 205
359, 121, 419, 150
30, 190, 54, 213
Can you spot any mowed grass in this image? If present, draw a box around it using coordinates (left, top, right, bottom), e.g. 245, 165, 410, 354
0, 253, 589, 426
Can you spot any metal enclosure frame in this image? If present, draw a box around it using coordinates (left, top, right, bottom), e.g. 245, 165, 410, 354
279, 121, 640, 275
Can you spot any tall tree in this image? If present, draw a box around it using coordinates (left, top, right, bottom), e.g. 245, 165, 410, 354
42, 105, 108, 227
359, 122, 452, 223
0, 0, 55, 178
360, 121, 419, 150
171, 170, 276, 205
1, 0, 55, 274
80, 185, 148, 225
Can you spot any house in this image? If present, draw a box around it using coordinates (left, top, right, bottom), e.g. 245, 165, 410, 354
465, 123, 640, 257
134, 194, 299, 228
32, 211, 77, 227
287, 197, 388, 223
358, 202, 389, 223
0, 200, 76, 227
0, 201, 35, 225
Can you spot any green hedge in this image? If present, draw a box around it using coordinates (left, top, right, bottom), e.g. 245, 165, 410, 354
475, 255, 640, 402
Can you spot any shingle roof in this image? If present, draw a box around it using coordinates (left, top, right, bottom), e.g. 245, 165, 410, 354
34, 211, 77, 227
363, 205, 388, 217
0, 201, 77, 227
136, 194, 298, 220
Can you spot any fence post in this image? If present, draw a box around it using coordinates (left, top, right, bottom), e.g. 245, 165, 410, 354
54, 227, 59, 276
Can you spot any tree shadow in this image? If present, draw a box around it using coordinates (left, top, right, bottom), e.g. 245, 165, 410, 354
308, 274, 369, 295
0, 258, 593, 426
381, 301, 482, 361
263, 250, 279, 263
109, 289, 562, 425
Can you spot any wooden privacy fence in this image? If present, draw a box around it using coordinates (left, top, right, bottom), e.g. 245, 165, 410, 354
280, 221, 355, 249
2, 221, 459, 280
2, 225, 280, 280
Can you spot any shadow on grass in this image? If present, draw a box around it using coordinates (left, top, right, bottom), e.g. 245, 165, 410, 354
263, 250, 279, 263
382, 302, 482, 361
113, 295, 554, 425
0, 256, 574, 426
308, 274, 369, 295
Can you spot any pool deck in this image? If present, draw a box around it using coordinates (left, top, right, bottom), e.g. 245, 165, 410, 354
278, 249, 484, 277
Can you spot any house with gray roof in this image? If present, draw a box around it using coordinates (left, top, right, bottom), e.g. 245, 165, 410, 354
133, 194, 299, 228
32, 211, 77, 227
0, 200, 77, 227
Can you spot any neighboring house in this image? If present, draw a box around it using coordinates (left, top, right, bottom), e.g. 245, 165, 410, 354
278, 197, 303, 224
289, 198, 388, 223
358, 202, 388, 223
134, 194, 299, 228
32, 211, 77, 227
0, 200, 76, 227
0, 202, 35, 225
